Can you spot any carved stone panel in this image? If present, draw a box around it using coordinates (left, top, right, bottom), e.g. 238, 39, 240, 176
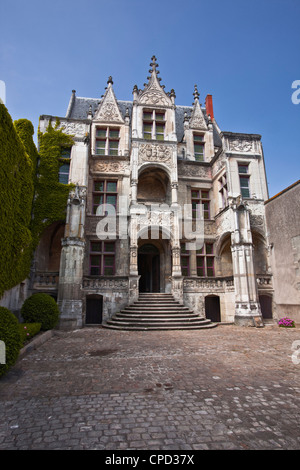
56, 120, 88, 139
229, 139, 253, 153
177, 162, 210, 179
138, 143, 173, 165
91, 160, 128, 173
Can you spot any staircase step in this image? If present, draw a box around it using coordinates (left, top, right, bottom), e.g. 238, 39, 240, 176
102, 293, 217, 331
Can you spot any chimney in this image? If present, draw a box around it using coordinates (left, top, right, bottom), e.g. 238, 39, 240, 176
205, 94, 214, 120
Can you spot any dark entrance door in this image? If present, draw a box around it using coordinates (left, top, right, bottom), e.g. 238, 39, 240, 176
138, 244, 160, 293
86, 297, 103, 324
259, 295, 272, 319
205, 295, 221, 322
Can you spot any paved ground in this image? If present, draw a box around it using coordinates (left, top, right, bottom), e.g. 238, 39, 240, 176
0, 324, 299, 451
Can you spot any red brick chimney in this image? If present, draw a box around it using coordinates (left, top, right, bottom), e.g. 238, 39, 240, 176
205, 94, 214, 120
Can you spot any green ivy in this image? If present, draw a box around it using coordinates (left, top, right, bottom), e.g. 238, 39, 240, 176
0, 107, 74, 298
0, 105, 35, 297
30, 119, 74, 246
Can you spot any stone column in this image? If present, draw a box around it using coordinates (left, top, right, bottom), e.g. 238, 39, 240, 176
230, 198, 263, 326
57, 186, 86, 330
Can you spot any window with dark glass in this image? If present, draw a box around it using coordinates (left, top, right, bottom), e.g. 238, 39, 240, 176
143, 110, 165, 140
196, 243, 215, 277
92, 180, 117, 215
90, 241, 115, 276
180, 243, 190, 276
58, 147, 72, 184
191, 189, 210, 220
59, 163, 70, 184
193, 134, 204, 161
95, 127, 119, 156
238, 164, 250, 198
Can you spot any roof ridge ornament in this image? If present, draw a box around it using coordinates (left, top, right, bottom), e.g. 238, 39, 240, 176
137, 55, 172, 107
150, 55, 159, 74
193, 84, 200, 102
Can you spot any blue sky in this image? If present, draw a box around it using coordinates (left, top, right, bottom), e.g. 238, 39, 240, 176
1, 0, 299, 198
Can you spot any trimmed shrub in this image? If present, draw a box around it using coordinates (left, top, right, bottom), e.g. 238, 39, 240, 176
19, 323, 42, 345
0, 307, 21, 377
21, 294, 60, 331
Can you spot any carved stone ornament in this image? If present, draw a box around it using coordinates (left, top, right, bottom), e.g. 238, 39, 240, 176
94, 84, 124, 123
58, 120, 87, 138
93, 160, 127, 173
189, 100, 207, 130
139, 143, 172, 164
177, 162, 209, 178
229, 139, 252, 152
139, 88, 170, 106
137, 55, 172, 107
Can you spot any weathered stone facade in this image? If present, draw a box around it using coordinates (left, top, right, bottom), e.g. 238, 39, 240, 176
265, 180, 300, 323
35, 56, 272, 329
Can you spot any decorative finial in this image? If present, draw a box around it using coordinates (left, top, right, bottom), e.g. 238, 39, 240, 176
193, 84, 200, 101
150, 55, 158, 73
107, 76, 113, 85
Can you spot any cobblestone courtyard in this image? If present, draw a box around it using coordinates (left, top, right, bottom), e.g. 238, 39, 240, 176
0, 324, 299, 450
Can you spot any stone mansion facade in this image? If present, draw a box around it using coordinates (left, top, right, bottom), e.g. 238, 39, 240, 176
35, 56, 273, 329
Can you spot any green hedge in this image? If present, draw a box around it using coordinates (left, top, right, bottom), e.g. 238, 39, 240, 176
21, 293, 60, 331
0, 107, 74, 299
19, 323, 42, 345
0, 307, 21, 378
0, 105, 36, 298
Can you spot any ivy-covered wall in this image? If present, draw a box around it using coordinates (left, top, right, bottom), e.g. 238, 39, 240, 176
0, 105, 35, 297
0, 106, 74, 299
31, 119, 74, 246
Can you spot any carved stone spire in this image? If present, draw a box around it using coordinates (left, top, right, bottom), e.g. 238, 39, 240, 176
189, 84, 207, 130
137, 55, 172, 106
193, 84, 200, 102
149, 55, 159, 74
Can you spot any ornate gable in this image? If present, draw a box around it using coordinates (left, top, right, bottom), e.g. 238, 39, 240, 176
189, 85, 208, 130
94, 77, 124, 123
137, 56, 173, 107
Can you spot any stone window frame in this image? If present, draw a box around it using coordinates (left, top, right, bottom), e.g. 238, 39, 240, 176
89, 240, 116, 276
180, 242, 190, 276
238, 162, 251, 198
191, 188, 210, 220
92, 179, 118, 215
196, 242, 215, 277
95, 126, 120, 156
193, 132, 205, 162
58, 146, 72, 184
143, 109, 165, 141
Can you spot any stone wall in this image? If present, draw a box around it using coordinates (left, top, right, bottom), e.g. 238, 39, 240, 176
265, 181, 300, 323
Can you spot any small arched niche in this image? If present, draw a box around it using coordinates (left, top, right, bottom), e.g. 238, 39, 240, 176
137, 167, 171, 204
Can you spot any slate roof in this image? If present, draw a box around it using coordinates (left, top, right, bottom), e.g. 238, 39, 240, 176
66, 94, 222, 147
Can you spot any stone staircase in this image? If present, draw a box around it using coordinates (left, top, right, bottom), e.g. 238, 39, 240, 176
102, 293, 217, 330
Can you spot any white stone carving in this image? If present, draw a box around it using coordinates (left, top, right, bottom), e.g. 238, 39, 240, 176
229, 139, 253, 152
189, 101, 207, 130
58, 121, 87, 138
139, 143, 172, 164
94, 85, 124, 123
93, 161, 127, 173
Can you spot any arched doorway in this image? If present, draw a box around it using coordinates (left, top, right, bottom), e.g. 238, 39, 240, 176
205, 295, 221, 322
138, 244, 160, 293
85, 295, 103, 325
259, 295, 273, 319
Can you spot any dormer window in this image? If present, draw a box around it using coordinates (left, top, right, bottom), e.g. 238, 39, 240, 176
143, 110, 165, 140
95, 127, 119, 156
193, 134, 204, 161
